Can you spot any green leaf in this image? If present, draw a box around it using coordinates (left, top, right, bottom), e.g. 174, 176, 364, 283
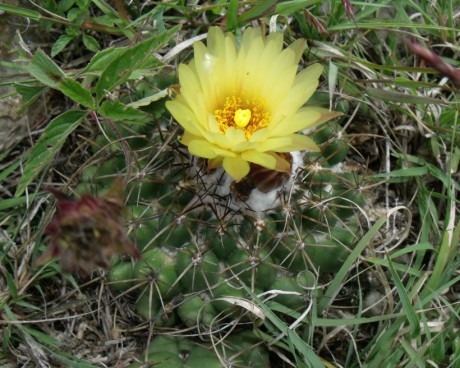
99, 101, 149, 123
82, 34, 100, 52
0, 197, 30, 211
84, 47, 125, 74
127, 88, 169, 108
365, 87, 447, 105
46, 348, 100, 368
318, 216, 387, 314
15, 110, 88, 196
226, 0, 239, 31
238, 0, 277, 24
15, 83, 47, 110
388, 258, 420, 337
23, 326, 61, 347
0, 4, 41, 19
0, 159, 20, 182
56, 78, 95, 109
371, 166, 428, 179
95, 25, 180, 102
244, 288, 324, 368
366, 257, 422, 277
27, 50, 66, 87
51, 34, 74, 57
276, 0, 320, 15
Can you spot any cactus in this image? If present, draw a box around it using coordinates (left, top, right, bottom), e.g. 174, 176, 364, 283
82, 101, 365, 363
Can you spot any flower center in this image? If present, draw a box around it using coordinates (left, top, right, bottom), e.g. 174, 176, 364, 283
234, 109, 251, 128
214, 96, 271, 139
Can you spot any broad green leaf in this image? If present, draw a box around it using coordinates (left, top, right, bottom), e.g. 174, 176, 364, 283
99, 101, 149, 123
82, 34, 101, 52
0, 4, 41, 19
15, 83, 47, 110
67, 8, 84, 22
95, 25, 179, 101
84, 47, 125, 73
76, 0, 92, 10
57, 78, 95, 109
51, 34, 74, 57
15, 110, 88, 197
27, 50, 66, 87
127, 88, 169, 108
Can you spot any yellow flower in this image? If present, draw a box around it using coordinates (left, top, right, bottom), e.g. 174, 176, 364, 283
166, 27, 340, 182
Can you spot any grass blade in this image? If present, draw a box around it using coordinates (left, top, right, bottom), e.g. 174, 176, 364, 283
318, 215, 387, 314
0, 4, 41, 20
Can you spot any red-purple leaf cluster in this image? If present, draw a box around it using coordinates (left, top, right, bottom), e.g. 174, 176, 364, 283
38, 179, 140, 276
408, 40, 460, 87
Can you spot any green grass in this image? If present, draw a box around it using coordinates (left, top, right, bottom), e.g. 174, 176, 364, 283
1, 0, 459, 367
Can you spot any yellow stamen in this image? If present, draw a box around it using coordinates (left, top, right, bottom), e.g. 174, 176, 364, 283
234, 109, 251, 128
214, 96, 271, 140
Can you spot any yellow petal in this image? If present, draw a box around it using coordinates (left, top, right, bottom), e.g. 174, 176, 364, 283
241, 150, 277, 169
248, 128, 270, 143
273, 152, 292, 173
188, 138, 237, 158
287, 39, 306, 64
178, 64, 199, 95
166, 100, 203, 136
251, 33, 285, 96
207, 27, 226, 56
300, 107, 343, 128
178, 64, 209, 121
193, 42, 218, 105
272, 63, 323, 122
270, 109, 322, 136
261, 49, 298, 108
237, 31, 265, 97
208, 157, 223, 169
224, 127, 246, 146
180, 131, 200, 145
188, 140, 218, 159
223, 156, 250, 182
207, 114, 222, 134
256, 134, 320, 152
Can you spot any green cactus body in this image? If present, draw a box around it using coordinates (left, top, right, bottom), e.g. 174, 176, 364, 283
227, 248, 277, 289
270, 276, 306, 310
134, 247, 180, 297
177, 294, 217, 327
108, 261, 135, 292
175, 245, 220, 292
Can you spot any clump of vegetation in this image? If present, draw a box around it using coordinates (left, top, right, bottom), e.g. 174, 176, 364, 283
1, 1, 459, 367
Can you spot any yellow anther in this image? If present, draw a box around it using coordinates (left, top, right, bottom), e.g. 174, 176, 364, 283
234, 109, 252, 128
215, 96, 270, 139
